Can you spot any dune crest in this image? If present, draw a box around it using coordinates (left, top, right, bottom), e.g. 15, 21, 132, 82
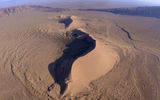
58, 15, 86, 30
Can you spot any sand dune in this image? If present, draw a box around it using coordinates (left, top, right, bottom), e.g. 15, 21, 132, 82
48, 29, 96, 95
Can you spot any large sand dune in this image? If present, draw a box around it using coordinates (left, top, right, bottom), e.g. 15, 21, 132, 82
0, 5, 160, 100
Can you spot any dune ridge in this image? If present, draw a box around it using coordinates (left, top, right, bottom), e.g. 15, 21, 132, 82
48, 29, 96, 95
47, 15, 121, 98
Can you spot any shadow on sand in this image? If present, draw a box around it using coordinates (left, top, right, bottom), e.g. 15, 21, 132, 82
59, 16, 73, 28
48, 29, 96, 95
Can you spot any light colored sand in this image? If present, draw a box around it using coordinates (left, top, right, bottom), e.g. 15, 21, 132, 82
67, 40, 119, 95
0, 5, 160, 100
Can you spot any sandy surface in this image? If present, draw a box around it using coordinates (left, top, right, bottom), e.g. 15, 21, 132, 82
0, 5, 160, 100
68, 40, 119, 95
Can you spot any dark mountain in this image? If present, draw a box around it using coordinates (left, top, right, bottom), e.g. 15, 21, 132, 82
80, 6, 160, 18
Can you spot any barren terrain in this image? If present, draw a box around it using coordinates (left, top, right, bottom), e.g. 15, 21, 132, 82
0, 5, 160, 100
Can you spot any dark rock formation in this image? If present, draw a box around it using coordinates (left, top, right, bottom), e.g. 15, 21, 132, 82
80, 6, 160, 19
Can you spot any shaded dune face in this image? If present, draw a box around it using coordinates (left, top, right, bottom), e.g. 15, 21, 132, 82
59, 16, 73, 28
48, 29, 96, 95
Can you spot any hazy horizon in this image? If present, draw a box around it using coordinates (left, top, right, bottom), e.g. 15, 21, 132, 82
0, 0, 160, 8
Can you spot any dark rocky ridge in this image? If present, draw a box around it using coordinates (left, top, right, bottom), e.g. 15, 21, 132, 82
80, 6, 160, 19
48, 29, 96, 95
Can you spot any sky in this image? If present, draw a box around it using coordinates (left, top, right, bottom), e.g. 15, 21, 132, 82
122, 0, 160, 4
0, 0, 160, 8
